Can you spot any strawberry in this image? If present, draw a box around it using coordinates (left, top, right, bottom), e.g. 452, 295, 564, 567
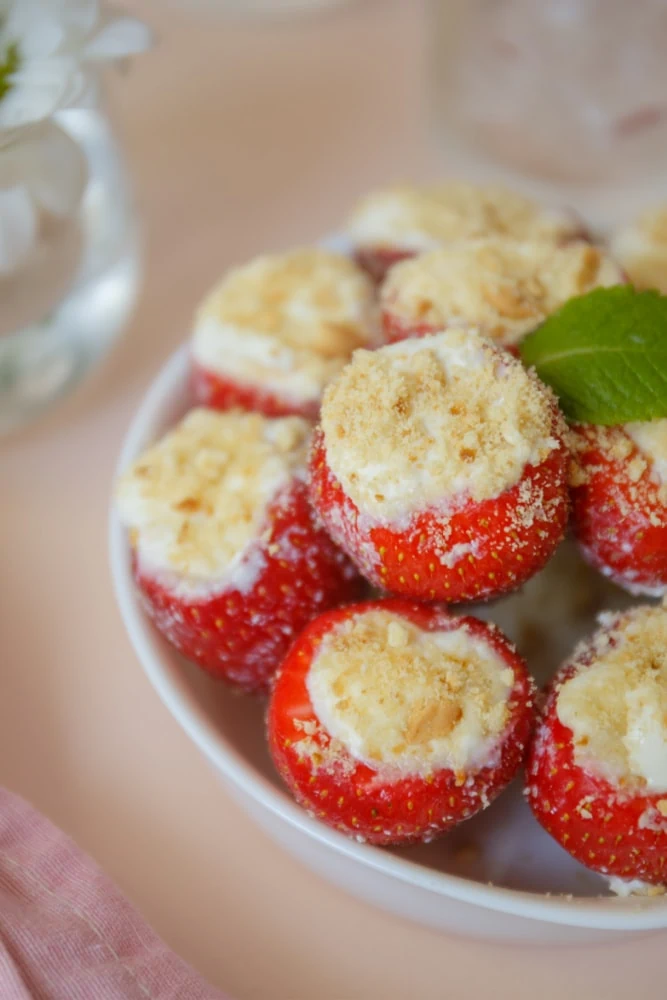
135, 481, 362, 693
527, 605, 667, 886
347, 184, 588, 286
190, 248, 377, 420
380, 308, 522, 358
116, 408, 362, 694
381, 309, 440, 345
268, 598, 535, 846
379, 242, 623, 351
309, 331, 570, 604
191, 361, 318, 420
354, 247, 416, 285
569, 422, 667, 596
309, 428, 568, 604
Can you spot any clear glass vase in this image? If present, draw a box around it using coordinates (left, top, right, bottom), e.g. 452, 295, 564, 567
429, 0, 667, 232
0, 106, 140, 435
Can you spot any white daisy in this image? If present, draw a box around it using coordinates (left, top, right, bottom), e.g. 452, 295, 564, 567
0, 0, 150, 275
0, 0, 152, 129
0, 119, 86, 275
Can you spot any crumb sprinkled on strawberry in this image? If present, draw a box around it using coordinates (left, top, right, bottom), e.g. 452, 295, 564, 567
380, 239, 622, 349
116, 408, 361, 692
191, 248, 378, 418
269, 598, 535, 845
528, 604, 667, 886
348, 182, 583, 284
569, 421, 667, 596
310, 330, 569, 602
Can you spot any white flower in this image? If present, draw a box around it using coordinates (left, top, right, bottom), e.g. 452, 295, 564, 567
0, 120, 86, 274
0, 1, 150, 274
0, 0, 152, 130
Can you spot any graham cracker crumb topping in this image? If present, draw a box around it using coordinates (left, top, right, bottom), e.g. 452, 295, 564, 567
116, 408, 310, 590
382, 239, 622, 347
639, 207, 667, 246
321, 329, 560, 521
306, 609, 513, 774
557, 605, 667, 791
192, 249, 377, 402
348, 182, 578, 252
610, 205, 667, 293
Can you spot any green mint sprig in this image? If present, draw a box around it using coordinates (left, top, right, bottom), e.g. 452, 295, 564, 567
519, 285, 667, 425
0, 42, 19, 103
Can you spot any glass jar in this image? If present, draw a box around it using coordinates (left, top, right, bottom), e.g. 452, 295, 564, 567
429, 0, 667, 232
0, 106, 140, 434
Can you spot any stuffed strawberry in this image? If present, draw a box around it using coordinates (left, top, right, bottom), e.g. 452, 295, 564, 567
380, 240, 622, 350
610, 204, 667, 295
115, 408, 361, 693
269, 598, 535, 845
190, 248, 378, 419
527, 604, 667, 886
309, 329, 569, 603
569, 420, 667, 596
347, 182, 584, 284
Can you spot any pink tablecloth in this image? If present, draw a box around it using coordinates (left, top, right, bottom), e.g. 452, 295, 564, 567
0, 788, 228, 999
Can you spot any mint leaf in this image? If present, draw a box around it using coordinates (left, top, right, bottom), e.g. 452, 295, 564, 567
519, 285, 667, 425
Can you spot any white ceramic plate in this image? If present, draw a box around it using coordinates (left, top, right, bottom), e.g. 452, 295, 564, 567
109, 345, 667, 945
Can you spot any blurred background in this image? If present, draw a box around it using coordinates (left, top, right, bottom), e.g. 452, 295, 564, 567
112, 0, 431, 399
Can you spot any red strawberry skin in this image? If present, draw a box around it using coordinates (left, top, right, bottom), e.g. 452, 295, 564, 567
527, 661, 667, 885
355, 222, 591, 287
570, 424, 667, 596
381, 309, 439, 345
380, 309, 522, 357
191, 360, 319, 420
134, 482, 362, 694
308, 425, 569, 604
268, 598, 535, 846
354, 247, 416, 285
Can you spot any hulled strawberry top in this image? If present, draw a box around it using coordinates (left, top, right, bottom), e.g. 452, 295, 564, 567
304, 608, 515, 776
191, 249, 377, 407
381, 239, 622, 347
348, 182, 579, 253
556, 605, 667, 793
115, 408, 311, 597
611, 205, 667, 294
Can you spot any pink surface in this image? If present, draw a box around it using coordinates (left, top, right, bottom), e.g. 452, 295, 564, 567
0, 788, 226, 999
0, 2, 665, 997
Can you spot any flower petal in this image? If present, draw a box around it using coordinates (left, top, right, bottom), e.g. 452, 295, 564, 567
84, 16, 153, 60
0, 1, 150, 126
0, 184, 38, 275
11, 17, 66, 60
55, 0, 100, 38
11, 0, 100, 46
31, 122, 87, 216
0, 57, 85, 128
0, 121, 87, 216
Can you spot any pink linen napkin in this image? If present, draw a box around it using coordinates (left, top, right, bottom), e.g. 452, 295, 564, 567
0, 787, 229, 1000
